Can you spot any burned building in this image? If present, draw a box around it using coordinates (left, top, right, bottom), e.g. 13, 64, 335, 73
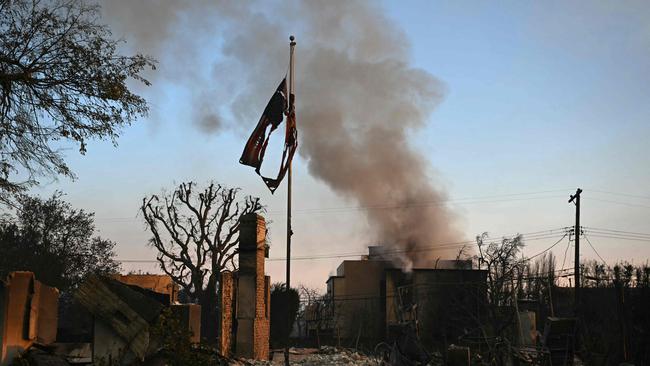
0, 272, 59, 366
0, 215, 273, 364
113, 274, 179, 304
67, 275, 200, 365
323, 246, 487, 348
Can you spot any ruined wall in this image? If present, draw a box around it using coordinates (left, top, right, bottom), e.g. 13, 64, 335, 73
251, 275, 270, 357
77, 276, 203, 365
552, 287, 650, 365
76, 276, 165, 364
93, 321, 135, 366
171, 304, 201, 344
218, 271, 234, 357
0, 272, 59, 366
113, 274, 179, 303
402, 269, 487, 348
328, 260, 391, 344
235, 213, 270, 360
1, 272, 34, 365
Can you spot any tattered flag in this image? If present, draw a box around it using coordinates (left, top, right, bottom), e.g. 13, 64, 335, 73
239, 78, 297, 193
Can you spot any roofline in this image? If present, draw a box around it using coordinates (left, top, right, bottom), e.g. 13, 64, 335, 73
326, 275, 344, 284
384, 268, 488, 273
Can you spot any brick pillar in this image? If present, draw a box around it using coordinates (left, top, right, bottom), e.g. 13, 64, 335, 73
235, 213, 270, 360
218, 271, 234, 357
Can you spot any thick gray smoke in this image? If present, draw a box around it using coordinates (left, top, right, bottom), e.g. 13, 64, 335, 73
104, 0, 463, 266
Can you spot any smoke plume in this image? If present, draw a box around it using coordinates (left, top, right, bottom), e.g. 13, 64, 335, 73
104, 0, 463, 266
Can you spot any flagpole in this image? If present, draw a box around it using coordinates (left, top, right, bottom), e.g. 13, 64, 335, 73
284, 35, 296, 366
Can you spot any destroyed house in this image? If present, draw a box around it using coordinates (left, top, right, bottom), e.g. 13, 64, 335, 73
0, 272, 58, 366
112, 274, 179, 304
69, 275, 200, 365
323, 246, 487, 348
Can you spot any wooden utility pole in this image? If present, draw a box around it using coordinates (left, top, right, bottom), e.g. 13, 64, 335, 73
568, 188, 582, 315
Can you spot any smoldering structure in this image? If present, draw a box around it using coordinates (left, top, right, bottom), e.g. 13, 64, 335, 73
104, 0, 463, 265
323, 246, 484, 349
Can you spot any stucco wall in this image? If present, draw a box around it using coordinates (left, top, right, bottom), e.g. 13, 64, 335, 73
0, 272, 59, 366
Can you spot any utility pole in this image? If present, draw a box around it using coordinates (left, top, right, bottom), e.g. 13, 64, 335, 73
568, 188, 582, 315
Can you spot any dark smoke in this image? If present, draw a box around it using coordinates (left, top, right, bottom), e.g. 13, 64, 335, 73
104, 0, 463, 266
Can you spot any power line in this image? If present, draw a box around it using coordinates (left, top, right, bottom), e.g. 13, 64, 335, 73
13, 189, 650, 224
581, 227, 650, 243
117, 228, 649, 267
118, 238, 550, 263
267, 232, 567, 262
561, 237, 572, 271
583, 234, 608, 266
582, 234, 650, 243
86, 195, 566, 222
0, 189, 579, 225
526, 233, 569, 261
585, 197, 650, 210
87, 189, 573, 222
588, 189, 650, 201
262, 194, 571, 216
117, 228, 569, 264
118, 259, 160, 263
583, 232, 650, 241
582, 226, 650, 238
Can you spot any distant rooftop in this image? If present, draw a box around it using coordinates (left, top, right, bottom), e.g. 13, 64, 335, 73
360, 245, 472, 270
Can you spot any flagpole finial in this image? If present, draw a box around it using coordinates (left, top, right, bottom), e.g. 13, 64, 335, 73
289, 35, 296, 45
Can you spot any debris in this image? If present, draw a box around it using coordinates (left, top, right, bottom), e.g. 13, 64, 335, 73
50, 343, 92, 364
543, 317, 577, 366
241, 347, 381, 365
74, 275, 165, 362
0, 272, 59, 365
447, 344, 470, 366
113, 274, 179, 304
12, 345, 70, 366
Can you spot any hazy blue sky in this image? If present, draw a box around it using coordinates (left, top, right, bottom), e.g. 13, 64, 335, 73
31, 1, 650, 290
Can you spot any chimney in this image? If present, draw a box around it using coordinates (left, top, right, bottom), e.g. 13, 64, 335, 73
367, 246, 387, 260
235, 213, 270, 360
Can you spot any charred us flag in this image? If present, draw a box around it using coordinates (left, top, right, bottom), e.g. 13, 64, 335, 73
239, 78, 297, 193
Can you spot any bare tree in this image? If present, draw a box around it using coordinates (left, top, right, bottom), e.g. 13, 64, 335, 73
0, 0, 155, 202
298, 285, 326, 346
476, 232, 526, 307
141, 181, 263, 344
475, 233, 527, 363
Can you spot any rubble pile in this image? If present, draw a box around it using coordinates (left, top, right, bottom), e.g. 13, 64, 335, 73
234, 347, 381, 366
294, 347, 380, 366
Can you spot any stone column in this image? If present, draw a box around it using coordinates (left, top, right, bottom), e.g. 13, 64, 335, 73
235, 213, 270, 360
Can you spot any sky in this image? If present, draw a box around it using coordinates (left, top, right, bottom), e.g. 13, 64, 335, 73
30, 0, 650, 291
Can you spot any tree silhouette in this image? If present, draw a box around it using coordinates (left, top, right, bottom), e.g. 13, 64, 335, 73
0, 192, 120, 291
0, 0, 155, 203
141, 181, 263, 344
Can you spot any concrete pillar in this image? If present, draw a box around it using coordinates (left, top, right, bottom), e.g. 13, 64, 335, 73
235, 213, 270, 360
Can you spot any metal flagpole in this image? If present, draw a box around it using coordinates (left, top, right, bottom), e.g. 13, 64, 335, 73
284, 34, 296, 366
